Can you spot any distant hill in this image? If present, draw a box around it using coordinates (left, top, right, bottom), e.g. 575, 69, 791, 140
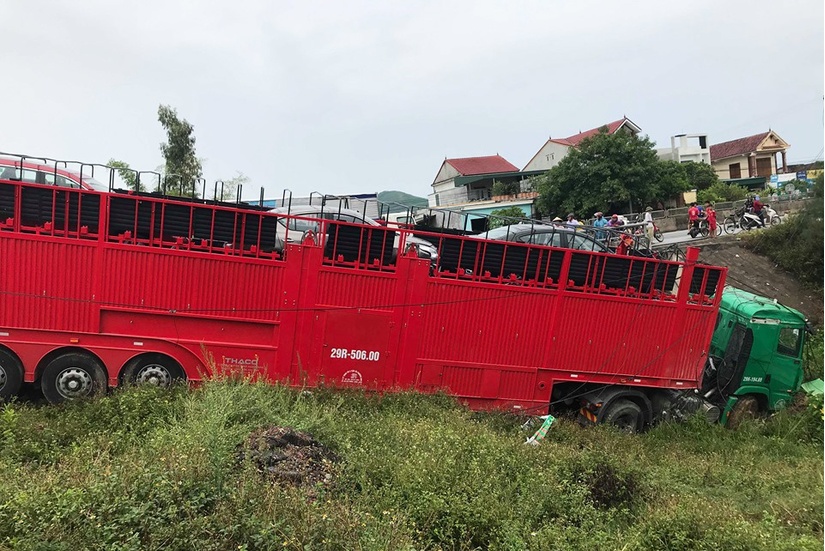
377, 190, 428, 213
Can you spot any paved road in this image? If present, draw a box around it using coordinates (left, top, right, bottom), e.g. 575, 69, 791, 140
656, 225, 744, 247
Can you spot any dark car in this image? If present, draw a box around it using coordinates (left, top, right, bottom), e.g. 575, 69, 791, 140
271, 205, 438, 262
473, 223, 610, 252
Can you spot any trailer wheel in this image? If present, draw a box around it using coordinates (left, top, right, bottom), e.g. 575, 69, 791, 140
41, 353, 107, 404
726, 396, 759, 430
121, 354, 183, 388
0, 349, 24, 401
601, 399, 644, 433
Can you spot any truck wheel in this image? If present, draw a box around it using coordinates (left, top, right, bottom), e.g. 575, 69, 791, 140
121, 354, 183, 388
0, 349, 24, 401
726, 396, 759, 430
601, 399, 644, 433
41, 353, 108, 404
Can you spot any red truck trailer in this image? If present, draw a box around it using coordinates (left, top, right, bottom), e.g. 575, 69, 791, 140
0, 170, 725, 430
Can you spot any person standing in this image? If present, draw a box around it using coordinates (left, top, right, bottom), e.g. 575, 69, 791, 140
592, 212, 608, 241
705, 202, 717, 238
643, 206, 655, 245
687, 202, 700, 236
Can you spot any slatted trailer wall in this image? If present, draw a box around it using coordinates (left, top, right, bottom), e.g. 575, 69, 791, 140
0, 180, 726, 409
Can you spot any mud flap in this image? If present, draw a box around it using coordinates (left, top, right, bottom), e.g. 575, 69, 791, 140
578, 407, 598, 426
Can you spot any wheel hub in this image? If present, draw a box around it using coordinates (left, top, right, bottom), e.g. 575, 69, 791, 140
0, 365, 6, 390
56, 367, 93, 399
136, 364, 172, 387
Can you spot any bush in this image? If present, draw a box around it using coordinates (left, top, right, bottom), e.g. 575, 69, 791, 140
488, 206, 528, 229
697, 181, 748, 204
491, 180, 519, 196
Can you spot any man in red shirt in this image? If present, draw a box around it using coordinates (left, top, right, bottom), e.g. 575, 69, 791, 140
752, 196, 765, 227
687, 202, 700, 235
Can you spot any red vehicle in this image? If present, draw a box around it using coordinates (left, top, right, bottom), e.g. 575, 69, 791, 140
0, 154, 110, 192
0, 161, 726, 431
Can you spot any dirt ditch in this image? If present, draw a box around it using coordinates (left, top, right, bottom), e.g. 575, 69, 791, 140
236, 426, 338, 497
696, 239, 823, 326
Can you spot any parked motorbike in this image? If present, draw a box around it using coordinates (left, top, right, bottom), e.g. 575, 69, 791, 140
739, 209, 764, 231
763, 204, 782, 225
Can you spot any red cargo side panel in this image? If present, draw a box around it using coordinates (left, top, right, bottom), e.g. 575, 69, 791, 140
0, 237, 97, 332
100, 247, 285, 322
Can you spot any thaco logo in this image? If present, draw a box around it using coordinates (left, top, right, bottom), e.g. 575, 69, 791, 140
219, 354, 265, 376
341, 370, 363, 385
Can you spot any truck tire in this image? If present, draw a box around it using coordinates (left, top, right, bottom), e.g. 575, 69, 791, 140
121, 354, 184, 388
601, 399, 644, 433
726, 396, 759, 430
41, 352, 108, 404
0, 349, 24, 401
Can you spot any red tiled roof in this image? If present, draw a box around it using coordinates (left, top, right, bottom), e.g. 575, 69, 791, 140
445, 155, 519, 176
565, 118, 631, 146
709, 132, 771, 161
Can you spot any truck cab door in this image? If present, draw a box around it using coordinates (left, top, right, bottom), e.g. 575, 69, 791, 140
716, 323, 753, 397
766, 326, 804, 410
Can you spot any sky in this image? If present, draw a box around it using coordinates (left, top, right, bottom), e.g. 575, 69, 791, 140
2, 0, 823, 202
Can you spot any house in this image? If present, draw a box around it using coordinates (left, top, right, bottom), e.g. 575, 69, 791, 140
710, 130, 790, 180
656, 134, 711, 164
522, 116, 642, 172
429, 154, 539, 208
427, 154, 545, 232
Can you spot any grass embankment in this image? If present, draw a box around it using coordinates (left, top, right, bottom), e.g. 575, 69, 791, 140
0, 379, 822, 550
740, 180, 823, 289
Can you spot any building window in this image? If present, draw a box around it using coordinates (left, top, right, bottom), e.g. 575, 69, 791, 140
729, 163, 741, 179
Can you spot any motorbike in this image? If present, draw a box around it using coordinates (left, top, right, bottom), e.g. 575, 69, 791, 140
763, 204, 782, 225
739, 209, 764, 231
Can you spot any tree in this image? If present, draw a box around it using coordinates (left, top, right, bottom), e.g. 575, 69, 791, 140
488, 206, 528, 229
682, 161, 719, 191
107, 159, 145, 192
536, 129, 689, 217
158, 104, 202, 197
654, 161, 691, 205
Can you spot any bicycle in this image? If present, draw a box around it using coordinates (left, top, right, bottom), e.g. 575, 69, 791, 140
722, 212, 739, 234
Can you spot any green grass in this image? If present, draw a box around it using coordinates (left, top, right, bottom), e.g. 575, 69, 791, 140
0, 382, 822, 550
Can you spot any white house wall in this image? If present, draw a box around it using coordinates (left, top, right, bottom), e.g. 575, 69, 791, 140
432, 186, 470, 207
523, 141, 570, 171
433, 163, 460, 186
713, 154, 749, 179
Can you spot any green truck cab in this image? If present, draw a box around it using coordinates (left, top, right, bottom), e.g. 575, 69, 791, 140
705, 287, 808, 426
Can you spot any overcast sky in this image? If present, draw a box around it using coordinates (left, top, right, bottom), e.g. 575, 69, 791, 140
2, 0, 823, 201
